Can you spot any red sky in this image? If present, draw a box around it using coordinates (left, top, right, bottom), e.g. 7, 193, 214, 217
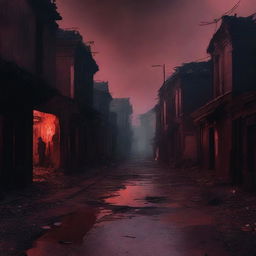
56, 0, 256, 120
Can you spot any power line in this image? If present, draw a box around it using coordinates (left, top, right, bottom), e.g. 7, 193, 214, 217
199, 0, 241, 26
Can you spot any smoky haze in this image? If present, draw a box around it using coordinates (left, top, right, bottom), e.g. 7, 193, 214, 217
56, 0, 256, 119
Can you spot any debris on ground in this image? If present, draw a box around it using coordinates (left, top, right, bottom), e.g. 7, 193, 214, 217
241, 224, 256, 232
53, 222, 62, 227
58, 240, 73, 245
122, 235, 136, 239
41, 225, 51, 230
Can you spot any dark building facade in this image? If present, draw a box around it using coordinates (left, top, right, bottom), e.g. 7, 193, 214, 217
110, 98, 133, 160
94, 81, 117, 162
0, 0, 61, 189
47, 29, 99, 171
0, 1, 100, 189
192, 15, 256, 188
56, 29, 97, 107
156, 61, 212, 165
94, 82, 112, 120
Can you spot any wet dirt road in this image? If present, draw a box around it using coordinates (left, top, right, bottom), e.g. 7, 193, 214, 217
27, 159, 231, 256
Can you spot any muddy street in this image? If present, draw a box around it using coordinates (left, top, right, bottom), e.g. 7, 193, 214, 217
25, 159, 231, 256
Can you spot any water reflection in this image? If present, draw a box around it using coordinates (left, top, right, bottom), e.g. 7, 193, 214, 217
27, 208, 97, 256
105, 181, 156, 207
26, 166, 231, 256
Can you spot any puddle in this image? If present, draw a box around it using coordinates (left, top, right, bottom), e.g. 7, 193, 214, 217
96, 208, 113, 222
27, 208, 97, 256
145, 196, 167, 204
26, 165, 231, 256
104, 181, 158, 207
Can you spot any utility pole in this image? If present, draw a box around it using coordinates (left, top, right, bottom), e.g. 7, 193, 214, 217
152, 64, 166, 84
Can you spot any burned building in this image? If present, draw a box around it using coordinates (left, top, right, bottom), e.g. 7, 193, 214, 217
94, 81, 112, 120
93, 81, 117, 162
56, 29, 97, 107
43, 29, 99, 171
192, 15, 256, 188
0, 0, 61, 189
155, 61, 212, 165
110, 98, 133, 160
0, 0, 100, 189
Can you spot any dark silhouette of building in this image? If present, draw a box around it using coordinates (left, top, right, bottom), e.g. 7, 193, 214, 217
110, 98, 133, 160
56, 29, 98, 107
50, 29, 99, 171
192, 15, 256, 188
0, 1, 100, 189
0, 0, 61, 189
94, 82, 112, 121
94, 81, 117, 162
155, 61, 212, 166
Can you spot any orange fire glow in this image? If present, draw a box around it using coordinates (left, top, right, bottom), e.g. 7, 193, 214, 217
33, 110, 57, 143
33, 110, 60, 168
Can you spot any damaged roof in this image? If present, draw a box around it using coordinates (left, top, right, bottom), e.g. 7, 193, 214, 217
57, 29, 99, 74
159, 61, 211, 93
208, 14, 256, 53
28, 0, 62, 23
57, 29, 83, 41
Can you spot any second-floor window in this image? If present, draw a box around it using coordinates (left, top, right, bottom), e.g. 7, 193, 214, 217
70, 64, 75, 99
214, 44, 233, 97
175, 88, 182, 117
214, 55, 223, 97
162, 100, 167, 129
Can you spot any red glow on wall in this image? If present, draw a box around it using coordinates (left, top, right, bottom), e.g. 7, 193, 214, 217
33, 110, 60, 168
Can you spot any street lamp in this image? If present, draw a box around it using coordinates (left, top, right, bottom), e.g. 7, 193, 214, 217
152, 64, 166, 84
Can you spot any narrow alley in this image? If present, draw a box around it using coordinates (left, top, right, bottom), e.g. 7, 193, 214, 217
2, 1, 256, 256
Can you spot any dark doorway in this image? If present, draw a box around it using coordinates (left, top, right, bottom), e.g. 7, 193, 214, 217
247, 125, 256, 189
209, 127, 215, 170
231, 119, 243, 185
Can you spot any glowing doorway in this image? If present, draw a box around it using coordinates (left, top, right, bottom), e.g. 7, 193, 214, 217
33, 110, 60, 180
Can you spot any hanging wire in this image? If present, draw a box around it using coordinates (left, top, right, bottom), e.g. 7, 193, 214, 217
199, 0, 241, 27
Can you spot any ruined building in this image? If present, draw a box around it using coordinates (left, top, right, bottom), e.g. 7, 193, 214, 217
93, 81, 117, 162
155, 61, 212, 165
50, 29, 99, 170
0, 1, 100, 189
0, 0, 61, 189
34, 28, 99, 173
192, 15, 256, 189
110, 98, 133, 160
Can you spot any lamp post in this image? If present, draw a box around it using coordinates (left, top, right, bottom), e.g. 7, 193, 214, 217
152, 64, 166, 84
